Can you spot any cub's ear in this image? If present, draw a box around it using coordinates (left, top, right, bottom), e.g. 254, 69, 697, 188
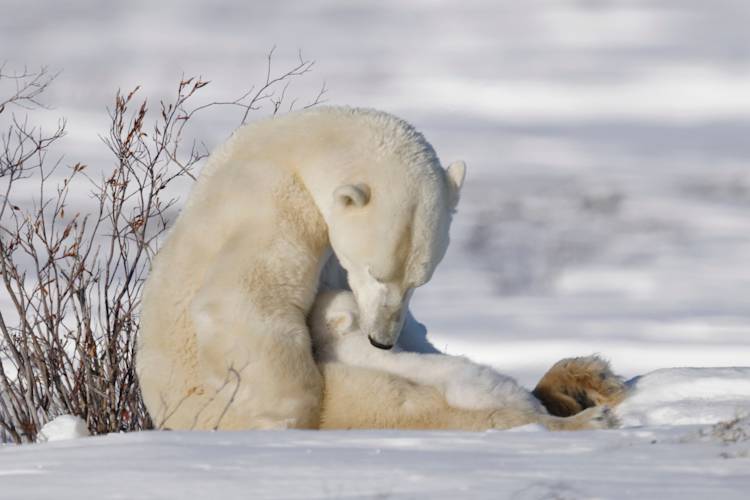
334, 184, 370, 208
327, 310, 355, 335
445, 161, 467, 209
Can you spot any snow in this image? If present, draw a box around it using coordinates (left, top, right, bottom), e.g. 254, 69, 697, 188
3, 368, 749, 498
3, 0, 750, 498
618, 368, 750, 427
1, 421, 748, 499
36, 416, 90, 443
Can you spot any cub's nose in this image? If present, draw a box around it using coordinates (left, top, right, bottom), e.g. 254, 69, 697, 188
368, 336, 393, 350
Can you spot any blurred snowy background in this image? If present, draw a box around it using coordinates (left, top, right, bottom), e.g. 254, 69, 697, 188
2, 0, 749, 386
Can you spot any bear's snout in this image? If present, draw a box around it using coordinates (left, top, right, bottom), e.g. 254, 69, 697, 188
368, 336, 394, 350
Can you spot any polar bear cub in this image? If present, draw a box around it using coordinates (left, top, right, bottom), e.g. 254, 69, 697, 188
310, 290, 619, 431
310, 291, 544, 414
310, 290, 543, 414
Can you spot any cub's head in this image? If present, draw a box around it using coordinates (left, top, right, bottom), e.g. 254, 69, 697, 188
327, 152, 466, 350
308, 290, 360, 356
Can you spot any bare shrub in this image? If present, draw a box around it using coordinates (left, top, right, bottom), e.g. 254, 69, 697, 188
0, 53, 323, 443
703, 415, 750, 445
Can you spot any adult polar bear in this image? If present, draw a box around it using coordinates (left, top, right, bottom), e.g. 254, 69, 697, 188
137, 106, 471, 430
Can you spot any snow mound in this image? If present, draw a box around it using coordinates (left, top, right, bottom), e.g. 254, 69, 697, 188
617, 367, 750, 427
37, 415, 91, 442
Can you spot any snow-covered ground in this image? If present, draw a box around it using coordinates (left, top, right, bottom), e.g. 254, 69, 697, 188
3, 426, 750, 499
3, 368, 750, 499
2, 368, 749, 498
2, 0, 750, 498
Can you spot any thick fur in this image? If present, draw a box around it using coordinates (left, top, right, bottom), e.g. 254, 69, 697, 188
319, 363, 616, 431
532, 355, 628, 417
136, 106, 465, 430
311, 291, 619, 431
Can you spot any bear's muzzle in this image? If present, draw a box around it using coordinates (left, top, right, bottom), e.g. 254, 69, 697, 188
368, 336, 394, 350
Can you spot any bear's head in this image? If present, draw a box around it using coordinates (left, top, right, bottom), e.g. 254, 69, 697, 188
327, 154, 466, 351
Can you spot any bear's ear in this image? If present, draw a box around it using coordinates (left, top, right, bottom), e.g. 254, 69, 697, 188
445, 161, 467, 209
328, 310, 355, 335
334, 184, 370, 208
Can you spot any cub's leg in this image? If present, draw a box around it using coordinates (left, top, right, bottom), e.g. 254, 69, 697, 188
319, 363, 620, 431
319, 363, 487, 430
319, 363, 539, 431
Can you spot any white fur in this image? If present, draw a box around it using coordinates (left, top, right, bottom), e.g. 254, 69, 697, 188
309, 290, 545, 414
136, 106, 466, 429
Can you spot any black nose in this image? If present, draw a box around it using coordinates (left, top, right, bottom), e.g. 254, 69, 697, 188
368, 336, 393, 350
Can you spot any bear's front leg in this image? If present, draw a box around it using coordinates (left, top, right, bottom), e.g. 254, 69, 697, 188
190, 282, 323, 430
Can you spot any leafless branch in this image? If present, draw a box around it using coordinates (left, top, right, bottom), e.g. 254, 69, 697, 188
186, 47, 327, 127
0, 64, 58, 114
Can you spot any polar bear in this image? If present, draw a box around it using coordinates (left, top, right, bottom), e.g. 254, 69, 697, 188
136, 106, 468, 430
309, 290, 619, 431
